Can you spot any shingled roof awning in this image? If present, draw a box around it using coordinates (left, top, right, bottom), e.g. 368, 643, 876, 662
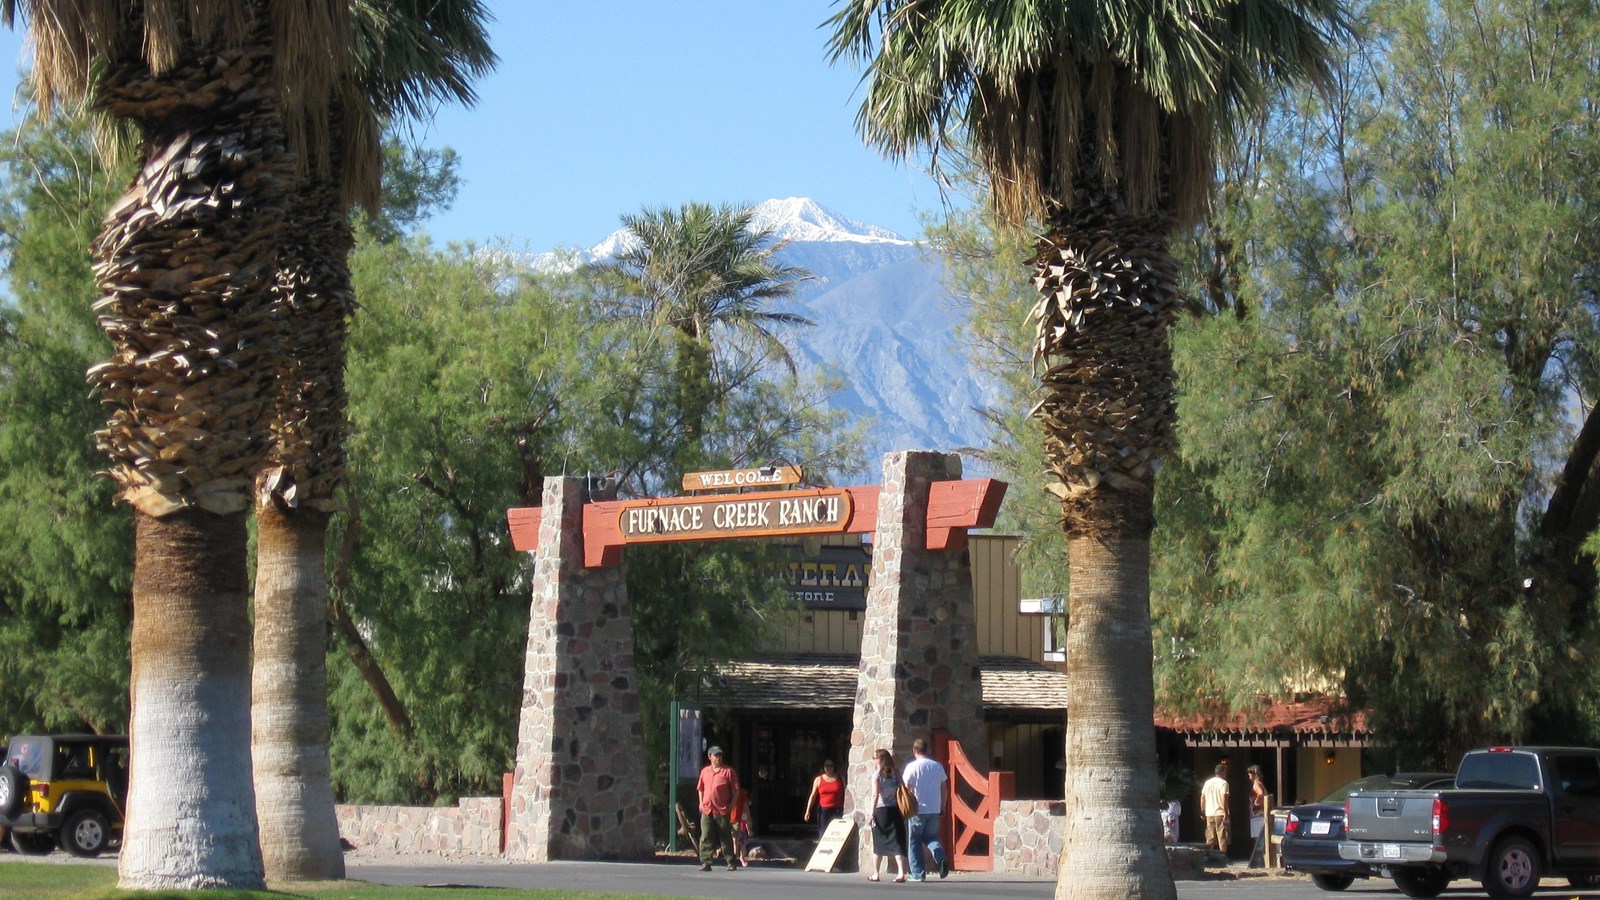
692, 652, 1070, 722
1153, 697, 1372, 748
691, 654, 1370, 745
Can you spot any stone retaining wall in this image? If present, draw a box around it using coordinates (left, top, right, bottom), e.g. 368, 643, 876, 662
993, 799, 1064, 876
335, 798, 503, 857
992, 800, 1210, 879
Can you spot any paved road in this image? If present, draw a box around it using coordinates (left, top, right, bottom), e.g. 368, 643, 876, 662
11, 852, 1600, 899
344, 858, 1600, 899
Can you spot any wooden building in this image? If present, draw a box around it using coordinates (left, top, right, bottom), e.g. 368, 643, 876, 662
692, 533, 1369, 848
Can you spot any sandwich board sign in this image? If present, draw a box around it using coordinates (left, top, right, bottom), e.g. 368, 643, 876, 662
805, 816, 857, 872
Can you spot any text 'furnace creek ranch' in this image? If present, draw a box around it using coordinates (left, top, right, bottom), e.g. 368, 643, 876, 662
616, 489, 854, 543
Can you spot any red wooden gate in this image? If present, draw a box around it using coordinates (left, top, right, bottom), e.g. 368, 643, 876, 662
941, 736, 1014, 871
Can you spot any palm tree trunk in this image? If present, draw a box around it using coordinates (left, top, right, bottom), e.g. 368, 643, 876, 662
674, 334, 715, 471
1033, 208, 1179, 900
252, 504, 344, 881
1056, 530, 1174, 900
96, 22, 288, 890
252, 167, 353, 881
121, 510, 264, 890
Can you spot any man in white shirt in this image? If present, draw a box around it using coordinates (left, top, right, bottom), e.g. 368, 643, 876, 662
901, 738, 950, 881
1200, 763, 1230, 852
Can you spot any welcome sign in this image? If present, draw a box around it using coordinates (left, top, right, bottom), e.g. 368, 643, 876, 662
680, 464, 803, 492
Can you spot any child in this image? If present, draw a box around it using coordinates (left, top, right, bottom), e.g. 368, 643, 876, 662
730, 788, 753, 866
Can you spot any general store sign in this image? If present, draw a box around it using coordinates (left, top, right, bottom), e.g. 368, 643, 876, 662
782, 544, 871, 610
681, 465, 803, 492
616, 488, 853, 544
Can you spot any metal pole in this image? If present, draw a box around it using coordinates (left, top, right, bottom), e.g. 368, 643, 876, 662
669, 698, 680, 852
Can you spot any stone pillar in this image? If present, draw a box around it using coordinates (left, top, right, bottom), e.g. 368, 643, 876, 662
505, 477, 653, 861
844, 451, 985, 866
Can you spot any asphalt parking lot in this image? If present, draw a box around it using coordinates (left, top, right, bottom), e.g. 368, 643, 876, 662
11, 851, 1600, 898
345, 857, 1600, 899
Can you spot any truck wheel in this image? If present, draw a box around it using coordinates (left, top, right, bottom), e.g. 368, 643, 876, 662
1311, 873, 1355, 891
1483, 835, 1541, 898
1392, 866, 1451, 898
0, 766, 26, 816
9, 831, 53, 855
61, 809, 109, 858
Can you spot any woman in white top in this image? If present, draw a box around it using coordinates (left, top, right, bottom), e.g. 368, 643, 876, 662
866, 749, 908, 882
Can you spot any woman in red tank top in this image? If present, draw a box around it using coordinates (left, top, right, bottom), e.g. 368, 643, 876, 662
804, 759, 845, 840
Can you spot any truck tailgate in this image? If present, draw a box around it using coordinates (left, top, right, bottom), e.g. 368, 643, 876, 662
1345, 790, 1438, 843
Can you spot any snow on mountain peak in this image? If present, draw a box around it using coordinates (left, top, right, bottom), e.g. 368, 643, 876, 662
749, 197, 913, 246
528, 197, 914, 273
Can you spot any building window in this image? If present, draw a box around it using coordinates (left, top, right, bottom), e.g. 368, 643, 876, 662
1019, 596, 1065, 663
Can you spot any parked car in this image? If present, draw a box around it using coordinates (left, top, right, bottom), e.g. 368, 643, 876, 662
0, 734, 128, 857
1340, 746, 1600, 898
1282, 772, 1454, 891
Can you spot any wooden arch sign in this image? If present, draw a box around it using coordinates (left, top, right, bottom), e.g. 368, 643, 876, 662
507, 478, 1006, 568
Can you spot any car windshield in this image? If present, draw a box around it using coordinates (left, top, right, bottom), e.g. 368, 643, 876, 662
1318, 774, 1452, 804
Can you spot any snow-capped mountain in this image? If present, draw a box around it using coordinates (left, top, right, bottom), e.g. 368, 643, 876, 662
541, 197, 994, 470
746, 196, 909, 246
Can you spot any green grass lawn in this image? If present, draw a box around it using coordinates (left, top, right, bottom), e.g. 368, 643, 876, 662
0, 863, 700, 900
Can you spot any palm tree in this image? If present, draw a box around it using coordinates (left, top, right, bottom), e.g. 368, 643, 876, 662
595, 202, 812, 469
250, 2, 493, 881
827, 2, 1345, 897
0, 0, 361, 889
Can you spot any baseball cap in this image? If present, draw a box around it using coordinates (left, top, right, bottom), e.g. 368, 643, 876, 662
708, 746, 724, 756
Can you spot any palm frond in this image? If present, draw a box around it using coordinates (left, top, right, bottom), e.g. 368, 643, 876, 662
827, 0, 1351, 228
352, 0, 497, 122
590, 202, 815, 375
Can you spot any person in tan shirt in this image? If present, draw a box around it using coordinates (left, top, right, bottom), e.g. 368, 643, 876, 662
1200, 763, 1230, 852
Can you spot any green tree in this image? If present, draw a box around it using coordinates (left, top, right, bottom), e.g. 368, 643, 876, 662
0, 108, 132, 740
829, 3, 1347, 896
1158, 0, 1600, 763
333, 238, 645, 802
333, 216, 861, 849
588, 202, 871, 838
593, 202, 813, 473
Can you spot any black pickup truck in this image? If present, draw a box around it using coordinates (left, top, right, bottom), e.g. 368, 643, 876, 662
1338, 746, 1600, 898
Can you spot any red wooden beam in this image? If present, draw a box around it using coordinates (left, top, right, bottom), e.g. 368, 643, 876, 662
926, 478, 1008, 552
581, 500, 627, 568
507, 506, 542, 553
842, 485, 879, 535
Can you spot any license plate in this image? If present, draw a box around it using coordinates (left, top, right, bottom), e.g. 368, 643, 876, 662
1382, 843, 1401, 859
1309, 821, 1332, 835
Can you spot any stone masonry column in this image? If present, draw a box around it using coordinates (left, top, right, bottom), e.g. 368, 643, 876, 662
505, 476, 653, 860
844, 451, 985, 867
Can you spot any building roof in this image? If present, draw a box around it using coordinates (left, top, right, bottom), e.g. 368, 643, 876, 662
693, 654, 1370, 744
1153, 697, 1371, 746
694, 652, 1069, 717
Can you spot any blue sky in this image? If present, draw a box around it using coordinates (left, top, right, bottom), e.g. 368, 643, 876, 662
0, 2, 950, 251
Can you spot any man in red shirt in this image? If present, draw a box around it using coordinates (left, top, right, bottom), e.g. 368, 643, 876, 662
696, 746, 741, 871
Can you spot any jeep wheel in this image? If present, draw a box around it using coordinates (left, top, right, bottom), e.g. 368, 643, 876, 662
10, 831, 53, 855
0, 765, 25, 816
62, 809, 110, 858
1312, 873, 1356, 891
